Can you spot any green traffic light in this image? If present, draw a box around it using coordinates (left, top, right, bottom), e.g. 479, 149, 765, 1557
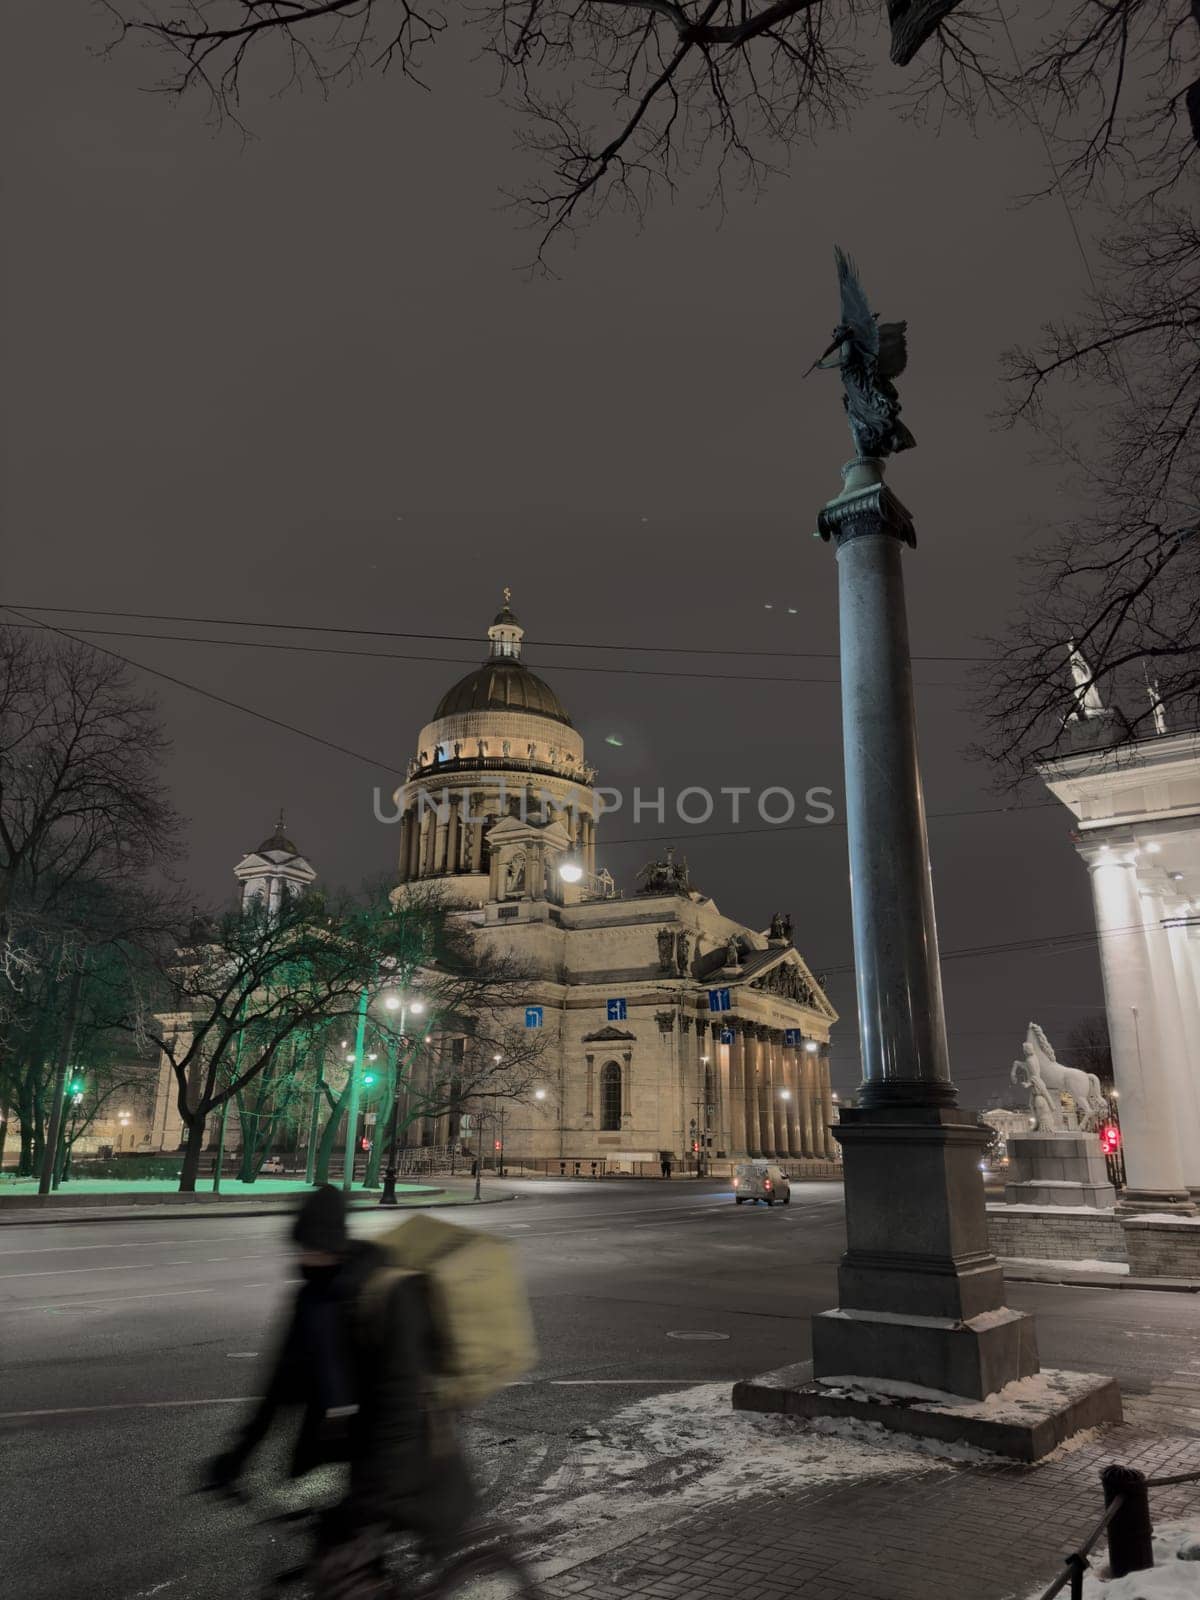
363, 1073, 376, 1087
67, 1079, 84, 1095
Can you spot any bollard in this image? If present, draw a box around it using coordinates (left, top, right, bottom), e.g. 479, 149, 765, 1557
1102, 1464, 1154, 1578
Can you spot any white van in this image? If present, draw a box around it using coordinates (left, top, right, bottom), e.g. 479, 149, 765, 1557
733, 1161, 791, 1205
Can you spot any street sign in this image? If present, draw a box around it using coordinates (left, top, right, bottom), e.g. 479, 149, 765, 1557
785, 1028, 802, 1047
707, 987, 731, 1013
525, 1005, 544, 1028
720, 1027, 733, 1045
606, 997, 627, 1022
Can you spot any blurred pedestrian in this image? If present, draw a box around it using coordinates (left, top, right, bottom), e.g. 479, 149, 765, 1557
206, 1184, 475, 1595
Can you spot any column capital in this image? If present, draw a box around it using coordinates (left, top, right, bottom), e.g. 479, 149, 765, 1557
816, 474, 916, 550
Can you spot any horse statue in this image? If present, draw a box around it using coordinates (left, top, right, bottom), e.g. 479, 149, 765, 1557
1010, 1022, 1108, 1133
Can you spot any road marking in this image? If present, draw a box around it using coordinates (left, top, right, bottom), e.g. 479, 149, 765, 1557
1, 1279, 277, 1315
0, 1396, 259, 1420
226, 1352, 259, 1359
0, 1250, 280, 1281
666, 1330, 730, 1341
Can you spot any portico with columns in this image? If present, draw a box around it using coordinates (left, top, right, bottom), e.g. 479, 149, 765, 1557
1040, 728, 1200, 1209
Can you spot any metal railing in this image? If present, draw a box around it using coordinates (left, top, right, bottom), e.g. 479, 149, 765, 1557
1035, 1462, 1200, 1599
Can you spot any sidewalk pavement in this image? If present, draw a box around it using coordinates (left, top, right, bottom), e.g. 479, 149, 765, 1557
0, 1177, 514, 1225
534, 1399, 1200, 1600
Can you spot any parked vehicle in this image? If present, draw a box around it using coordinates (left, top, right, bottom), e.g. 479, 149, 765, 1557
732, 1161, 791, 1205
260, 1156, 285, 1174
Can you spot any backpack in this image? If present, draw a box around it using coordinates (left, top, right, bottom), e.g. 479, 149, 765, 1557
366, 1213, 536, 1410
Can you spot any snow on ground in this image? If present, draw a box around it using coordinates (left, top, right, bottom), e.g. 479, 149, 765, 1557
1005, 1257, 1130, 1275
494, 1383, 957, 1576
1024, 1523, 1200, 1598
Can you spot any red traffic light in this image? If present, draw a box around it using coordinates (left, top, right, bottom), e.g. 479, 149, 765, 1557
692, 1141, 699, 1153
494, 1140, 501, 1150
1099, 1123, 1121, 1155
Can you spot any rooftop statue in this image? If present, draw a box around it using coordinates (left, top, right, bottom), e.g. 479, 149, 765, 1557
809, 247, 916, 461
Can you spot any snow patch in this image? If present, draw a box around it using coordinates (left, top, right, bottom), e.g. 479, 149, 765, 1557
1023, 1523, 1200, 1598
495, 1382, 954, 1574
1004, 1257, 1130, 1275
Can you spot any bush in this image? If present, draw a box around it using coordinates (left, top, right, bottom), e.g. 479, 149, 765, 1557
71, 1152, 184, 1181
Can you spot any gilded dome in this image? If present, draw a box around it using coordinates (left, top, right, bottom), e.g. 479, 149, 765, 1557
434, 660, 573, 726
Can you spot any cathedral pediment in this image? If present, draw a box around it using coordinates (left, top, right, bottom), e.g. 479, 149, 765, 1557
745, 950, 836, 1019
581, 1024, 637, 1042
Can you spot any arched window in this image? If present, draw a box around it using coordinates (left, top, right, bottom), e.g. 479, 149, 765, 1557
599, 1061, 622, 1130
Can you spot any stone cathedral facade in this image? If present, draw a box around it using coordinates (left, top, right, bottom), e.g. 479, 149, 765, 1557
393, 599, 839, 1170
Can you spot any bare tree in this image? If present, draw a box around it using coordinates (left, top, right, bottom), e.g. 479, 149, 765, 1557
128, 881, 542, 1190
0, 628, 181, 947
972, 205, 1200, 780
102, 0, 1197, 261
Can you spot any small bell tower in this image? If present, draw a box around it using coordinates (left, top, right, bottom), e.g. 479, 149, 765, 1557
233, 811, 317, 916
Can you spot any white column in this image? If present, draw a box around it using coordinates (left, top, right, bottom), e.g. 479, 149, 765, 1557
1083, 846, 1191, 1204
1157, 901, 1200, 1192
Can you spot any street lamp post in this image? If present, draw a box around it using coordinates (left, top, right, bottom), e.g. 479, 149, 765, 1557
380, 992, 425, 1208
341, 985, 371, 1195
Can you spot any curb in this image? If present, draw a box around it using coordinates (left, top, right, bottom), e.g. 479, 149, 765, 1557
1003, 1265, 1200, 1294
0, 1190, 519, 1227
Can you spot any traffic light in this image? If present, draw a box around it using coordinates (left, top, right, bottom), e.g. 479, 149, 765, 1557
67, 1078, 84, 1096
363, 1072, 376, 1086
494, 1140, 501, 1151
692, 1140, 699, 1154
1099, 1122, 1121, 1155
359, 1136, 370, 1152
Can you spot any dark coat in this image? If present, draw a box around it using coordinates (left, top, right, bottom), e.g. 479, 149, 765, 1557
226, 1240, 475, 1547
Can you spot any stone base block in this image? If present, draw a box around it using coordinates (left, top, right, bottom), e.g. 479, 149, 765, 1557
1122, 1215, 1200, 1277
732, 1362, 1123, 1463
1004, 1135, 1115, 1209
811, 1304, 1038, 1402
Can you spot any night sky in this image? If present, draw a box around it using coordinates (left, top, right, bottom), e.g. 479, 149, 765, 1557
3, 3, 1109, 1103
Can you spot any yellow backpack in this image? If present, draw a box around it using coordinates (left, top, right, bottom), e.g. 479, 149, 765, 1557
369, 1213, 537, 1409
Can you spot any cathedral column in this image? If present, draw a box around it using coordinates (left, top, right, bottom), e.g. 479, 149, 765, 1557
469, 802, 486, 873
727, 1023, 748, 1156
433, 803, 450, 874
584, 1053, 595, 1122
397, 810, 411, 884
752, 1028, 772, 1156
804, 1045, 821, 1156
445, 794, 461, 875
621, 1049, 633, 1124
817, 1046, 835, 1157
584, 813, 596, 876
406, 807, 421, 880
783, 1040, 802, 1157
767, 1032, 787, 1157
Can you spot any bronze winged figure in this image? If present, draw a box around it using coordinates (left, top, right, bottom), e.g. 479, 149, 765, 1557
809, 246, 916, 460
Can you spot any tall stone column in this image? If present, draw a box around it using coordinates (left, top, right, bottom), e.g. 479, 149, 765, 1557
783, 1042, 802, 1156
397, 810, 412, 884
769, 1033, 788, 1157
419, 808, 436, 877
445, 795, 461, 875
817, 1046, 835, 1158
1139, 883, 1200, 1192
433, 804, 450, 874
1081, 846, 1191, 1205
752, 1029, 773, 1155
469, 804, 486, 873
727, 1023, 748, 1156
796, 1045, 814, 1155
406, 808, 421, 879
809, 458, 1038, 1400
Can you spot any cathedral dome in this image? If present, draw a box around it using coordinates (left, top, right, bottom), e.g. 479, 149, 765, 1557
434, 660, 572, 726
433, 593, 573, 727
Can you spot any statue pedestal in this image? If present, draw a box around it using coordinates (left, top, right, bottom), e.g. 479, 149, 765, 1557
1004, 1132, 1116, 1210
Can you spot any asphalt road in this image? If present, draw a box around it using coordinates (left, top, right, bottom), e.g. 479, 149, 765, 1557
3, 1179, 1196, 1600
